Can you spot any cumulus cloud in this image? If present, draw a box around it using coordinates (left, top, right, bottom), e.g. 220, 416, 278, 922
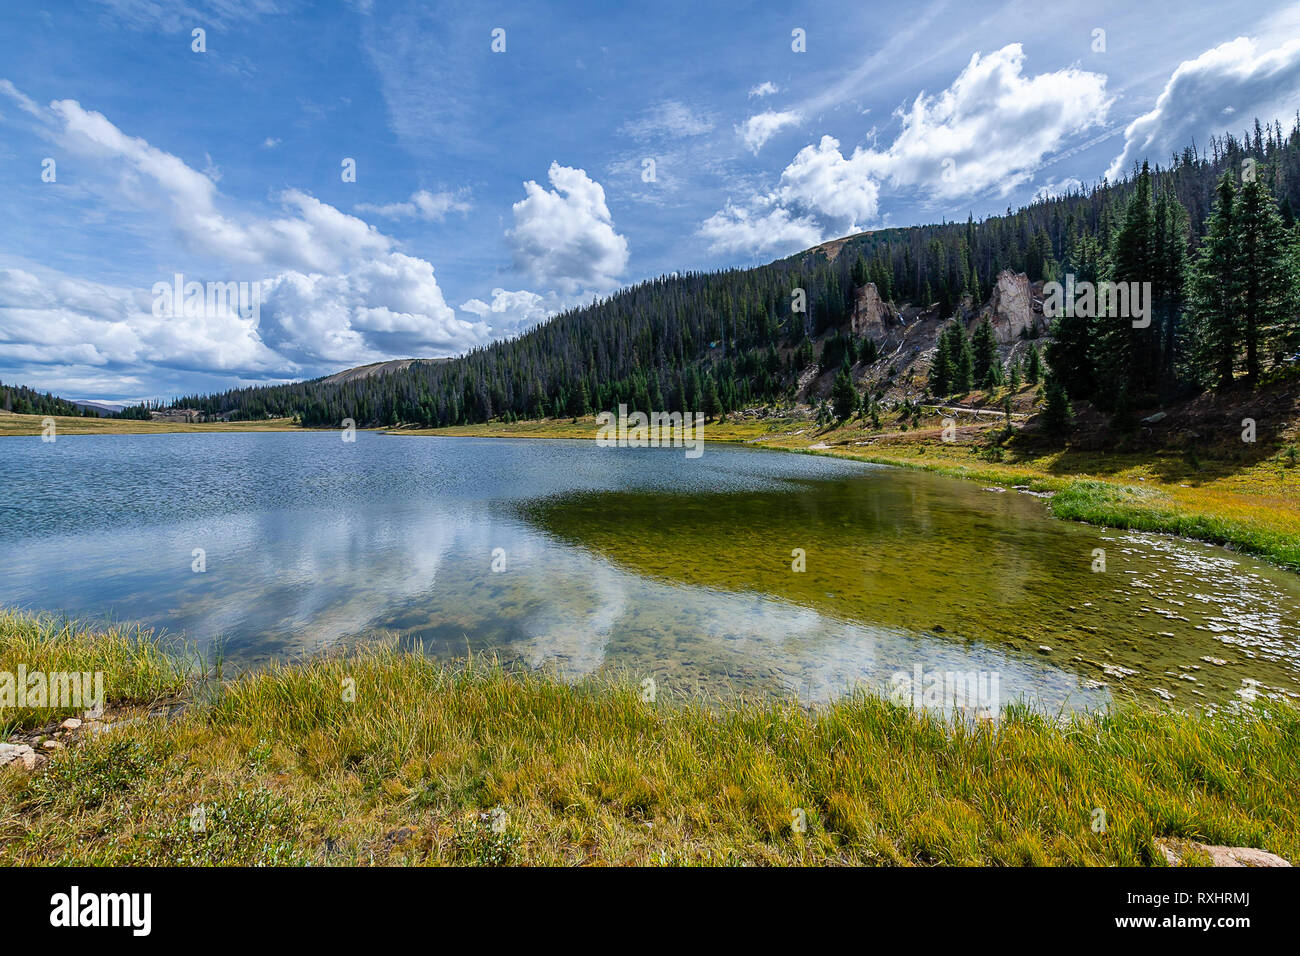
1033, 177, 1084, 201
704, 44, 1111, 257
855, 44, 1111, 199
699, 203, 823, 257
748, 81, 779, 99
0, 265, 285, 380
507, 162, 629, 294
460, 288, 552, 335
738, 109, 800, 154
355, 188, 471, 221
1106, 37, 1300, 181
0, 85, 490, 393
775, 136, 882, 229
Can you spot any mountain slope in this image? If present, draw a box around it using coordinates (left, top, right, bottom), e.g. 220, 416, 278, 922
173, 118, 1300, 429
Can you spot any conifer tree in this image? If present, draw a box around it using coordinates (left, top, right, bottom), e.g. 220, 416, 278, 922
831, 370, 856, 420
1188, 172, 1240, 390
1100, 161, 1156, 404
1046, 232, 1101, 398
1040, 375, 1074, 441
953, 324, 975, 393
1234, 175, 1293, 384
1025, 343, 1042, 385
971, 316, 1000, 389
929, 322, 962, 396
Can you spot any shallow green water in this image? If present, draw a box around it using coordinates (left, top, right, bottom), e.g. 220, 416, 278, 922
3, 432, 1298, 711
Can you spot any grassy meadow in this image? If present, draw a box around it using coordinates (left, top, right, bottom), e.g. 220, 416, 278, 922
1, 610, 1297, 866
0, 411, 299, 437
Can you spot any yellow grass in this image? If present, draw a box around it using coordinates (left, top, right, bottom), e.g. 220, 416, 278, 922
0, 411, 300, 437
2, 614, 1297, 866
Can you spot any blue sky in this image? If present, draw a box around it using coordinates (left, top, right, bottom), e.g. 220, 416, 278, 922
2, 0, 1298, 402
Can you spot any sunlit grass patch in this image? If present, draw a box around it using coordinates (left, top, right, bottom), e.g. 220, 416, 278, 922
0, 610, 192, 733
1, 620, 1296, 867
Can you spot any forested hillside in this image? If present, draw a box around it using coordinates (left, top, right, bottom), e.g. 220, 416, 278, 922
176, 118, 1300, 431
0, 382, 101, 418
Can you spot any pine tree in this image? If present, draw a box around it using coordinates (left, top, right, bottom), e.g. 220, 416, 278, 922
568, 380, 590, 419
1152, 185, 1190, 388
1188, 172, 1240, 390
703, 376, 721, 420
1025, 343, 1042, 385
971, 316, 1000, 389
831, 370, 856, 420
1040, 376, 1074, 440
953, 325, 975, 393
1234, 175, 1293, 384
929, 321, 967, 396
1046, 232, 1100, 398
1100, 161, 1156, 404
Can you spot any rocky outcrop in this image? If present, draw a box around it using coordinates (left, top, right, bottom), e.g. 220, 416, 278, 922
851, 283, 899, 341
984, 270, 1045, 343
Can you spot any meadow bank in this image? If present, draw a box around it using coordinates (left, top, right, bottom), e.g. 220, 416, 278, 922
0, 610, 1296, 866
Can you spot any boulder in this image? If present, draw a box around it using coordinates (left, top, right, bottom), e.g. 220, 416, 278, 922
1157, 838, 1292, 868
0, 743, 37, 771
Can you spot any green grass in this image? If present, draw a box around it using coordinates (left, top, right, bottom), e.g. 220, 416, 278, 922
0, 609, 192, 734
1047, 480, 1300, 572
1, 613, 1296, 866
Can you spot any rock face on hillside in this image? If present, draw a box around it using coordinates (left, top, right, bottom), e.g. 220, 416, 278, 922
851, 283, 899, 341
984, 271, 1040, 343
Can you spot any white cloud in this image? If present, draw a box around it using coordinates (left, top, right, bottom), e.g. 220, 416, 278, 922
0, 86, 490, 391
1107, 37, 1300, 181
0, 79, 42, 117
0, 265, 285, 379
856, 44, 1111, 199
1033, 177, 1084, 201
507, 162, 629, 294
699, 203, 824, 257
775, 136, 882, 230
737, 109, 800, 154
620, 100, 714, 140
748, 81, 779, 99
704, 44, 1111, 257
460, 288, 552, 335
262, 137, 281, 148
355, 188, 472, 221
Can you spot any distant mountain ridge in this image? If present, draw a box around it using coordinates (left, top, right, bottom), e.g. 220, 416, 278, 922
315, 358, 449, 387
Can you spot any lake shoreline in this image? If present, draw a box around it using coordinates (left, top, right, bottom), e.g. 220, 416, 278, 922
2, 608, 1296, 866
393, 415, 1300, 575
6, 407, 1297, 573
